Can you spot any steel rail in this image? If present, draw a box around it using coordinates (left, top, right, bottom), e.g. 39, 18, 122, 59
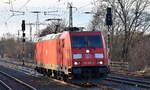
109, 75, 150, 85
0, 80, 13, 90
0, 71, 37, 90
105, 75, 150, 88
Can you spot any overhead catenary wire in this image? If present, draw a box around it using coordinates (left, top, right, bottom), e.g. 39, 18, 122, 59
46, 0, 95, 27
9, 0, 14, 12
70, 1, 95, 28
1, 0, 95, 39
19, 0, 31, 10
4, 0, 25, 23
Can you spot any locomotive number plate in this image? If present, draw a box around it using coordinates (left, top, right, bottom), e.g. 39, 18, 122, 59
85, 54, 92, 59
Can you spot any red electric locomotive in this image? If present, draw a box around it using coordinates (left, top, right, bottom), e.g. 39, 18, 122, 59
35, 30, 110, 80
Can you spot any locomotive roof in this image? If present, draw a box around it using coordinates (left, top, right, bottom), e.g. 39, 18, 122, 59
37, 33, 62, 41
36, 31, 102, 42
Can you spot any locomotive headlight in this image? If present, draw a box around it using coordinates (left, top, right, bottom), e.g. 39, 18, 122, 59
97, 61, 103, 64
86, 49, 90, 53
74, 62, 80, 65
73, 54, 82, 59
95, 53, 104, 58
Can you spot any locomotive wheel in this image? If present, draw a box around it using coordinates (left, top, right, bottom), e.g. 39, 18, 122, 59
63, 75, 69, 82
59, 73, 64, 81
56, 75, 60, 80
56, 71, 61, 80
58, 76, 63, 81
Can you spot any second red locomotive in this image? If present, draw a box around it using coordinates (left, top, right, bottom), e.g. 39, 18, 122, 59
35, 31, 110, 80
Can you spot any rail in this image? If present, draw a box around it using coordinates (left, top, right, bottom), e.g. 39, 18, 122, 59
0, 80, 12, 90
0, 71, 37, 90
105, 75, 150, 88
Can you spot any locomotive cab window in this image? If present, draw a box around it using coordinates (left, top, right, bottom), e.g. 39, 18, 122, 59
71, 35, 103, 48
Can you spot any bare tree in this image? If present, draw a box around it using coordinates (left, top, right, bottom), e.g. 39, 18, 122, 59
90, 0, 150, 61
129, 34, 150, 71
0, 33, 34, 60
38, 20, 67, 37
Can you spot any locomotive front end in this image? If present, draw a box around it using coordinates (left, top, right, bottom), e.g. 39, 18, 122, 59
70, 31, 110, 78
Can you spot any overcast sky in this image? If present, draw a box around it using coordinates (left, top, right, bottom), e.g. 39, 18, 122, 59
0, 0, 95, 37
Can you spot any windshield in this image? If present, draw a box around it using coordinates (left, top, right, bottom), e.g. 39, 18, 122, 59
71, 35, 103, 48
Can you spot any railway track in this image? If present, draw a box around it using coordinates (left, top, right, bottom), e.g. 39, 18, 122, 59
48, 77, 118, 90
0, 71, 37, 90
1, 59, 150, 89
0, 59, 117, 89
105, 75, 150, 89
0, 80, 12, 90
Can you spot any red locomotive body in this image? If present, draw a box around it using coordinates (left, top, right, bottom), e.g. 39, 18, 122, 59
35, 31, 110, 80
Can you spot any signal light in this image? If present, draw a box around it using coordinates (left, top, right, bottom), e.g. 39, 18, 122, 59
23, 33, 25, 37
22, 20, 25, 31
106, 7, 112, 26
22, 38, 25, 42
107, 7, 112, 14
